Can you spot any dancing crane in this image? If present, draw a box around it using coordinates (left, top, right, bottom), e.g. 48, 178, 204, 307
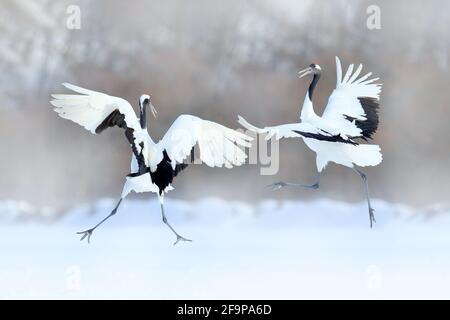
238, 57, 382, 227
51, 83, 252, 244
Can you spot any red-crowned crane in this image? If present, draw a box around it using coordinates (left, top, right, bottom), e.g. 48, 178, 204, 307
238, 57, 382, 227
51, 83, 252, 244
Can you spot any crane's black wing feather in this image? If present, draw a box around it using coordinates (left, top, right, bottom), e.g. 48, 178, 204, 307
149, 150, 191, 195
344, 97, 380, 140
293, 130, 359, 146
95, 109, 128, 134
96, 109, 148, 173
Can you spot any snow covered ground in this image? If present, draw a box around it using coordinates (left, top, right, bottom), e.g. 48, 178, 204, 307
1, 197, 450, 299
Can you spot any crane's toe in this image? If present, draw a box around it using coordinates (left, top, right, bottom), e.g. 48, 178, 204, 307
77, 229, 94, 243
267, 182, 287, 191
173, 235, 192, 246
369, 207, 376, 228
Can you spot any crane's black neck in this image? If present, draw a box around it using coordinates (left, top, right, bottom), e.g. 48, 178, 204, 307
140, 104, 147, 129
308, 73, 321, 100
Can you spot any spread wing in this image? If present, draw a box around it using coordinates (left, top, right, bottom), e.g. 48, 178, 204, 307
238, 115, 359, 145
51, 83, 149, 171
50, 83, 141, 135
322, 57, 382, 140
238, 115, 314, 140
156, 115, 252, 169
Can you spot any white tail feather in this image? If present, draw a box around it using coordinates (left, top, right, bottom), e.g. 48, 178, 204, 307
348, 144, 383, 167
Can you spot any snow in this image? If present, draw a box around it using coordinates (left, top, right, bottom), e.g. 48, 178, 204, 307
1, 197, 450, 299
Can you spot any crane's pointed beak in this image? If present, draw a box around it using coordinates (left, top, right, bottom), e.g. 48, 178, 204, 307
298, 67, 313, 79
150, 102, 157, 118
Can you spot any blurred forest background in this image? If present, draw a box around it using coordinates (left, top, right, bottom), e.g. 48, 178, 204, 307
0, 0, 449, 213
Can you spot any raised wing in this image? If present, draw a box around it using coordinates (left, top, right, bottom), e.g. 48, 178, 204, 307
322, 57, 382, 139
51, 83, 151, 173
50, 83, 141, 134
156, 115, 252, 169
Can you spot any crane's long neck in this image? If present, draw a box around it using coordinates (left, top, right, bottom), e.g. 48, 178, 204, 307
300, 73, 320, 122
138, 102, 156, 145
140, 104, 147, 129
308, 73, 320, 100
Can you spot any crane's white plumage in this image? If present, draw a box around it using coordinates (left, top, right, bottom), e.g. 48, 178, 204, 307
238, 116, 321, 140
51, 83, 141, 134
51, 83, 252, 244
238, 56, 382, 227
156, 115, 250, 170
322, 57, 381, 121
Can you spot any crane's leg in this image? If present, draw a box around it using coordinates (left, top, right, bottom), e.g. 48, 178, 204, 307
160, 201, 192, 245
353, 168, 376, 228
268, 172, 320, 191
77, 198, 123, 243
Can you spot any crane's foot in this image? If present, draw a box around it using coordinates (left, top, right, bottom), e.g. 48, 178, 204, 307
173, 234, 192, 246
369, 207, 376, 228
77, 229, 94, 243
267, 181, 319, 191
305, 182, 320, 190
161, 204, 193, 245
267, 182, 289, 190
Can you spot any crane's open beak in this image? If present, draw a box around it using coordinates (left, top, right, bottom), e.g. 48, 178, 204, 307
150, 102, 158, 118
298, 67, 313, 79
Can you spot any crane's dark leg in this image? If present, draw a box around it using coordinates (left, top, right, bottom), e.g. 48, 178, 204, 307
353, 168, 376, 228
160, 203, 192, 245
77, 198, 123, 243
268, 172, 320, 191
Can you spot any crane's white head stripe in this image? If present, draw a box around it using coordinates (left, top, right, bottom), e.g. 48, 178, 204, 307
139, 94, 150, 106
